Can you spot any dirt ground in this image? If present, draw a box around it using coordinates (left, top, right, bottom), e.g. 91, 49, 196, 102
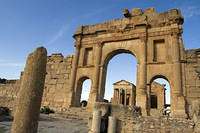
0, 114, 88, 133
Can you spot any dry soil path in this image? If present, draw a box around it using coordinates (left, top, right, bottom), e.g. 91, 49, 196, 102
0, 114, 88, 133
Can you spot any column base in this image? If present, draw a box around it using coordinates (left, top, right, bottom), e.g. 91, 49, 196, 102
136, 93, 148, 116
171, 96, 187, 119
87, 89, 98, 110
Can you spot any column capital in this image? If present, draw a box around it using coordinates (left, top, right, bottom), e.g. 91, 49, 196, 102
74, 36, 82, 48
140, 36, 147, 44
170, 28, 181, 37
96, 41, 104, 48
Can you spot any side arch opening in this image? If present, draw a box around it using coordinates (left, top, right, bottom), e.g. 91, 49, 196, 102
76, 77, 92, 107
149, 76, 171, 116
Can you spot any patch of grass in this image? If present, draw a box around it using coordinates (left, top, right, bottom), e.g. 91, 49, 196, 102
0, 127, 7, 133
40, 106, 54, 114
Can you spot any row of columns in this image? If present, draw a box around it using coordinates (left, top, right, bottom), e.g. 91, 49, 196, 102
113, 88, 132, 105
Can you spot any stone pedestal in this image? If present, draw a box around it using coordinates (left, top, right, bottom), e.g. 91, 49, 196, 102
171, 96, 187, 118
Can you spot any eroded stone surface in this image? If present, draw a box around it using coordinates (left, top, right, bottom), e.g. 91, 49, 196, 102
11, 47, 47, 133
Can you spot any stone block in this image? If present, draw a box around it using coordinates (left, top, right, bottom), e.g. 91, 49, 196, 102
170, 9, 180, 16
144, 8, 156, 15
130, 8, 143, 16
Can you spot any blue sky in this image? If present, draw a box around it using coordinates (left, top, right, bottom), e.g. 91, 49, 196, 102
0, 0, 199, 101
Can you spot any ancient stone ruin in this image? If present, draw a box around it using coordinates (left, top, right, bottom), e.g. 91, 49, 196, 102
11, 47, 47, 133
110, 80, 167, 116
0, 7, 200, 132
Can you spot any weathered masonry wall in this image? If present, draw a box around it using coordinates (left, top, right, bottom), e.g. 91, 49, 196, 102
0, 80, 20, 110
0, 53, 73, 112
184, 49, 200, 117
91, 103, 196, 133
42, 53, 73, 111
119, 116, 194, 133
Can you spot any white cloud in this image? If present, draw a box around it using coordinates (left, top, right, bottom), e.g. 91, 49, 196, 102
46, 24, 71, 45
182, 6, 200, 19
0, 63, 24, 67
45, 8, 108, 46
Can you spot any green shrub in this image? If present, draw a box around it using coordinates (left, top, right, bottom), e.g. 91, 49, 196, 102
40, 106, 54, 114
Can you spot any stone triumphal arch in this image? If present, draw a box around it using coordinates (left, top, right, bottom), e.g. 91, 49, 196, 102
68, 8, 187, 118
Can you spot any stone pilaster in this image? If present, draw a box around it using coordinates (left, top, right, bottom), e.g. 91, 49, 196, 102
69, 37, 81, 106
136, 37, 148, 116
88, 42, 103, 108
170, 31, 187, 118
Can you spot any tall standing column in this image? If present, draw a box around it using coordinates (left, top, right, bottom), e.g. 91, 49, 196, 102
130, 89, 133, 105
136, 37, 148, 115
11, 47, 47, 133
88, 42, 103, 108
125, 88, 127, 105
69, 37, 81, 106
116, 89, 119, 104
119, 89, 122, 104
113, 88, 116, 104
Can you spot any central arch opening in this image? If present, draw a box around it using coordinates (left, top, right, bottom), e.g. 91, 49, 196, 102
102, 49, 137, 105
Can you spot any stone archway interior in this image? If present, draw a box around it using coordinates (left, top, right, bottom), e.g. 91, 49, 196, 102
104, 53, 137, 103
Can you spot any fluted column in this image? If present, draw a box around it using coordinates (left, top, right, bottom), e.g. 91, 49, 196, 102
69, 37, 81, 106
119, 89, 121, 104
130, 88, 133, 105
114, 88, 116, 104
125, 88, 127, 105
88, 42, 103, 107
116, 89, 119, 104
136, 37, 148, 115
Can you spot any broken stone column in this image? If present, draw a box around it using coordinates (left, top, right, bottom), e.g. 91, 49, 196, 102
90, 110, 102, 133
11, 47, 47, 133
108, 116, 117, 133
